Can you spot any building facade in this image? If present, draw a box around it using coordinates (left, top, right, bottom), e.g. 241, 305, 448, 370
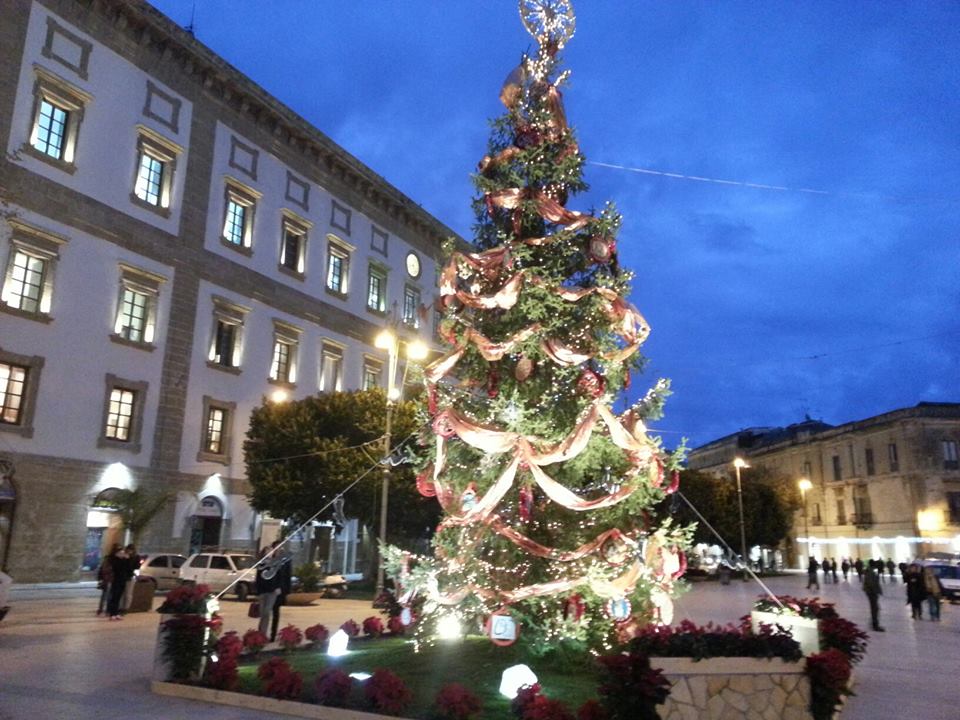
687, 403, 960, 567
0, 0, 457, 582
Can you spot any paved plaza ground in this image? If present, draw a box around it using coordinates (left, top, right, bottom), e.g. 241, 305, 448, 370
1, 572, 956, 719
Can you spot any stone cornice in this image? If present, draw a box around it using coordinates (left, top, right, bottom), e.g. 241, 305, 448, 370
62, 0, 461, 249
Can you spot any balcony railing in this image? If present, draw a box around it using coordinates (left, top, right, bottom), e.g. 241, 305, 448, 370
851, 512, 874, 529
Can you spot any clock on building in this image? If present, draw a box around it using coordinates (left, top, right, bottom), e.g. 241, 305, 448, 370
405, 251, 421, 278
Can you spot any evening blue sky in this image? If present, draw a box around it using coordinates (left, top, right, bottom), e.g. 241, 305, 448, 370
149, 1, 959, 448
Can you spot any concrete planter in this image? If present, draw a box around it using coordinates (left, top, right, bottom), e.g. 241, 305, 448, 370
652, 656, 812, 720
153, 613, 211, 682
152, 681, 404, 720
285, 592, 325, 606
751, 610, 821, 655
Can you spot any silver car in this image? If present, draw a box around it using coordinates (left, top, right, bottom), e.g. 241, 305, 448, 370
178, 553, 257, 600
137, 553, 187, 591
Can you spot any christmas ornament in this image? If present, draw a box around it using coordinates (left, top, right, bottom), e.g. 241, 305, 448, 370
515, 124, 543, 149
500, 64, 528, 108
487, 370, 500, 398
486, 608, 520, 646
588, 235, 616, 264
577, 368, 605, 398
461, 482, 478, 512
562, 593, 585, 622
518, 486, 534, 522
605, 596, 632, 623
519, 0, 576, 50
400, 607, 414, 626
515, 355, 535, 381
416, 470, 437, 498
600, 532, 631, 566
665, 470, 680, 495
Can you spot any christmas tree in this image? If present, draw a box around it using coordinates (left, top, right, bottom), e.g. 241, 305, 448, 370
385, 0, 691, 655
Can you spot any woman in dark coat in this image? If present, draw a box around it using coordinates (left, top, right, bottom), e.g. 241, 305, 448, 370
904, 563, 926, 620
106, 546, 135, 619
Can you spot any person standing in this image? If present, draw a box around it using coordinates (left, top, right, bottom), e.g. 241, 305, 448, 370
121, 544, 140, 612
905, 563, 926, 620
830, 558, 839, 583
806, 557, 820, 590
96, 544, 119, 616
863, 564, 884, 631
255, 546, 282, 638
841, 558, 850, 582
270, 544, 292, 642
854, 557, 864, 582
886, 558, 897, 582
106, 546, 134, 620
922, 566, 942, 621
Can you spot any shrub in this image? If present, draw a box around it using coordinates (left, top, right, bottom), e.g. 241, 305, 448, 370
597, 648, 671, 720
314, 668, 353, 707
577, 699, 608, 720
294, 563, 321, 593
818, 616, 868, 663
242, 628, 269, 654
435, 682, 482, 720
387, 616, 406, 635
807, 648, 853, 720
157, 583, 212, 614
215, 631, 243, 661
161, 614, 214, 680
341, 619, 361, 637
277, 624, 303, 650
257, 656, 303, 700
205, 654, 239, 690
511, 684, 575, 720
363, 616, 385, 637
365, 668, 412, 715
304, 624, 329, 646
630, 619, 802, 661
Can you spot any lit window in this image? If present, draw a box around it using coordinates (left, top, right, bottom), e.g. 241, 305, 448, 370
207, 297, 248, 371
278, 215, 309, 275
112, 264, 164, 347
403, 286, 421, 328
319, 343, 344, 393
221, 182, 258, 250
198, 396, 236, 464
205, 407, 225, 454
32, 99, 68, 159
130, 127, 180, 213
0, 362, 28, 425
362, 359, 382, 391
945, 440, 959, 470
25, 67, 90, 169
105, 387, 136, 441
1, 220, 66, 319
223, 201, 246, 245
270, 323, 301, 385
367, 266, 387, 313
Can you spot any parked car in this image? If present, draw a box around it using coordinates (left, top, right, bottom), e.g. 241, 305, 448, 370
137, 553, 187, 591
923, 561, 960, 602
179, 552, 257, 600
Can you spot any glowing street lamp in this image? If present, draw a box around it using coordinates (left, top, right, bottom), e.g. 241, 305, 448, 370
733, 457, 749, 580
798, 477, 812, 565
374, 327, 429, 597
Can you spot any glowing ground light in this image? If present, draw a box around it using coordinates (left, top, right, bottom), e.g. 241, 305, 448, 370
349, 672, 372, 681
437, 614, 462, 639
327, 629, 349, 657
499, 664, 538, 699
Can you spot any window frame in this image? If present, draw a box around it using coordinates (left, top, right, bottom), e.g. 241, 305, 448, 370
98, 373, 148, 453
325, 234, 353, 298
130, 125, 182, 216
366, 263, 388, 315
23, 65, 91, 173
1, 219, 67, 322
0, 348, 44, 438
277, 212, 311, 279
362, 355, 383, 391
944, 440, 959, 470
110, 263, 165, 350
207, 296, 249, 374
319, 341, 345, 393
220, 179, 260, 254
268, 321, 301, 387
197, 395, 236, 465
402, 284, 421, 328
888, 442, 899, 472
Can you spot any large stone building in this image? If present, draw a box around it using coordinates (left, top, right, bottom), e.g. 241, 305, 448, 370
687, 402, 960, 567
0, 0, 457, 582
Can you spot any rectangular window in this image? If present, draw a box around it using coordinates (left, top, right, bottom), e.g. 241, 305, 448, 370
403, 286, 421, 328
1, 220, 65, 320
944, 440, 959, 470
831, 455, 842, 482
0, 362, 28, 425
205, 406, 225, 454
117, 287, 148, 342
32, 99, 68, 159
111, 264, 164, 348
280, 228, 302, 272
319, 343, 344, 393
223, 200, 246, 245
269, 322, 300, 385
947, 492, 960, 524
888, 443, 899, 472
835, 496, 846, 526
326, 245, 351, 295
134, 152, 163, 206
105, 387, 136, 441
4, 250, 45, 313
213, 321, 237, 367
865, 448, 875, 476
367, 266, 387, 312
801, 460, 813, 480
220, 182, 258, 251
207, 297, 248, 371
362, 358, 382, 390
270, 341, 290, 382
812, 503, 822, 525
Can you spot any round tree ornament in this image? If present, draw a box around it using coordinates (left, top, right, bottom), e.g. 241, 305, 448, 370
400, 607, 414, 626
486, 608, 520, 646
605, 596, 632, 623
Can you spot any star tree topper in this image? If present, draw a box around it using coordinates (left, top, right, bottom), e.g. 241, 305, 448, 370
519, 0, 576, 49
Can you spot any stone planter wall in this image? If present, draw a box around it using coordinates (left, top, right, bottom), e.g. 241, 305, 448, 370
750, 610, 821, 656
653, 657, 812, 720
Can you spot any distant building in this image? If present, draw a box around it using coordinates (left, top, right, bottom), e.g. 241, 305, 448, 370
687, 403, 960, 566
0, 0, 457, 581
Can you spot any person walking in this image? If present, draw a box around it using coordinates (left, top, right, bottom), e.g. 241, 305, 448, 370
255, 545, 283, 639
863, 564, 884, 631
806, 557, 820, 590
886, 558, 897, 582
270, 544, 292, 642
905, 563, 926, 620
854, 557, 864, 582
841, 558, 850, 581
922, 566, 943, 621
105, 545, 134, 620
830, 558, 839, 583
121, 544, 140, 612
96, 544, 119, 616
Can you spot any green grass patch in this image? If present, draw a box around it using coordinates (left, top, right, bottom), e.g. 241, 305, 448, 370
236, 635, 601, 718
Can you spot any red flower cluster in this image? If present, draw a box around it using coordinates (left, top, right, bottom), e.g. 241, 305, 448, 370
242, 628, 269, 653
576, 699, 608, 720
206, 630, 243, 688
157, 583, 212, 614
387, 616, 406, 635
365, 668, 412, 715
277, 624, 303, 650
818, 616, 868, 662
340, 619, 361, 637
314, 668, 353, 707
511, 684, 575, 720
257, 656, 303, 700
435, 682, 482, 720
304, 624, 329, 646
362, 616, 385, 637
597, 649, 670, 720
807, 648, 853, 701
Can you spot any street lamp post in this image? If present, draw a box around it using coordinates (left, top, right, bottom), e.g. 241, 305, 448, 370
373, 327, 427, 599
798, 477, 812, 568
733, 457, 749, 580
